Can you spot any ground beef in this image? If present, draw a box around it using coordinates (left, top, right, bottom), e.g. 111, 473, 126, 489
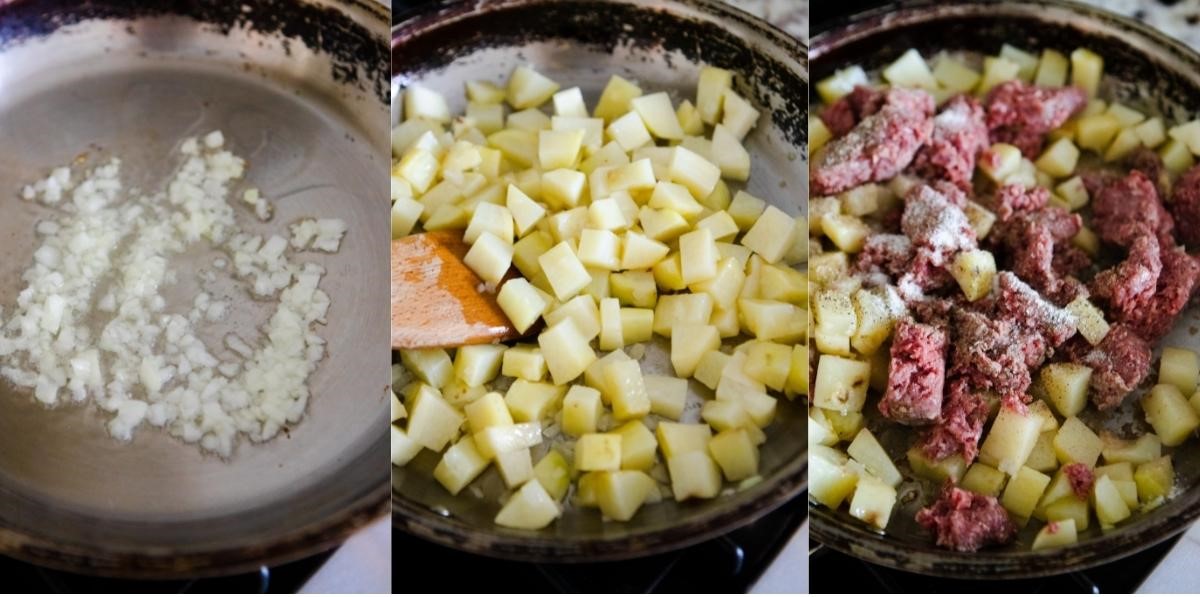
812, 88, 935, 195
898, 247, 959, 299
1090, 233, 1163, 322
990, 184, 1049, 222
901, 184, 977, 263
1063, 463, 1095, 499
1091, 170, 1175, 248
879, 321, 947, 425
1069, 323, 1153, 410
996, 272, 1078, 349
1122, 244, 1200, 341
1129, 147, 1172, 200
1170, 163, 1200, 248
948, 308, 1032, 402
919, 377, 990, 462
1052, 246, 1092, 280
990, 205, 1083, 301
820, 85, 886, 137
856, 233, 913, 278
984, 81, 1087, 157
916, 483, 1018, 552
910, 95, 990, 190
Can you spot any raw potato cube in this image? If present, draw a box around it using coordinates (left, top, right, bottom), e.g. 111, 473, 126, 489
622, 232, 671, 270
742, 341, 792, 391
474, 422, 542, 460
850, 288, 897, 356
391, 196, 422, 238
789, 344, 809, 396
562, 385, 604, 436
847, 428, 902, 487
503, 345, 546, 381
552, 86, 588, 118
961, 463, 1007, 497
576, 433, 623, 471
391, 426, 423, 466
497, 279, 547, 335
816, 65, 868, 104
1134, 455, 1174, 504
466, 79, 505, 103
708, 428, 759, 481
507, 65, 561, 109
1169, 119, 1200, 154
656, 422, 713, 459
539, 241, 592, 301
1160, 138, 1196, 176
1032, 519, 1078, 550
463, 231, 514, 285
406, 386, 465, 452
964, 200, 998, 240
649, 181, 704, 219
1135, 117, 1167, 148
1101, 432, 1161, 465
906, 446, 967, 484
610, 272, 658, 308
488, 128, 537, 169
811, 445, 860, 508
391, 392, 406, 422
1035, 138, 1080, 178
668, 146, 721, 200
1096, 461, 1134, 482
1075, 113, 1121, 153
506, 185, 547, 237
668, 450, 723, 501
977, 56, 1020, 95
545, 295, 601, 341
1094, 475, 1131, 528
598, 297, 623, 351
849, 474, 898, 530
593, 470, 656, 521
696, 66, 733, 124
979, 404, 1043, 475
677, 99, 704, 135
812, 354, 871, 414
1142, 383, 1200, 446
653, 293, 714, 337
495, 448, 535, 488
577, 229, 622, 271
671, 324, 721, 378
695, 350, 731, 390
404, 84, 451, 122
720, 89, 760, 140
1071, 48, 1104, 97
453, 344, 507, 387
1040, 363, 1093, 417
644, 374, 688, 420
702, 399, 750, 431
631, 92, 684, 140
594, 75, 643, 122
933, 55, 981, 92
613, 420, 658, 471
691, 258, 745, 311
588, 197, 631, 231
495, 480, 561, 530
1073, 227, 1100, 256
603, 358, 651, 420
607, 111, 653, 151
433, 436, 489, 495
1159, 346, 1199, 395
1000, 44, 1039, 81
950, 249, 997, 301
741, 205, 799, 264
533, 450, 571, 501
1001, 466, 1052, 525
1104, 127, 1142, 162
620, 307, 654, 344
401, 349, 453, 388
541, 168, 586, 209
538, 129, 584, 170
821, 214, 869, 254
1065, 296, 1109, 345
507, 108, 551, 131
505, 379, 566, 423
882, 49, 937, 89
538, 318, 597, 385
1034, 49, 1069, 87
712, 124, 752, 181
464, 391, 514, 433
980, 143, 1023, 181
1055, 176, 1089, 211
513, 231, 553, 279
697, 210, 741, 242
638, 207, 690, 242
1053, 416, 1103, 467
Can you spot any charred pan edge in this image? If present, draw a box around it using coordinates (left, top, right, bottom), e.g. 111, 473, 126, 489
391, 0, 807, 148
0, 0, 391, 105
810, 0, 1200, 579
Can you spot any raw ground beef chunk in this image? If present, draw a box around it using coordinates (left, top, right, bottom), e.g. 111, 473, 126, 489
916, 483, 1018, 552
820, 85, 886, 137
1122, 244, 1200, 342
879, 321, 947, 425
919, 377, 990, 462
856, 233, 914, 278
909, 95, 990, 190
811, 88, 935, 195
1063, 463, 1095, 499
989, 191, 1084, 301
984, 81, 1087, 157
996, 272, 1078, 349
990, 183, 1048, 222
1089, 233, 1162, 322
1068, 323, 1152, 410
1091, 170, 1175, 248
948, 309, 1031, 402
1170, 163, 1200, 247
1129, 147, 1172, 200
901, 184, 977, 264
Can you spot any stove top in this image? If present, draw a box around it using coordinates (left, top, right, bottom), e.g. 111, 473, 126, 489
0, 550, 334, 593
393, 492, 807, 593
810, 533, 1182, 594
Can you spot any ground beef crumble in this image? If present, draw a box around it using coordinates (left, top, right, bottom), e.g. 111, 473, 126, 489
910, 95, 990, 190
811, 88, 935, 195
984, 81, 1087, 157
1091, 170, 1175, 248
1063, 463, 1095, 499
1170, 163, 1200, 248
879, 321, 947, 425
916, 483, 1018, 552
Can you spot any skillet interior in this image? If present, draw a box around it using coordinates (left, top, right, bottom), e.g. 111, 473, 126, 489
810, 0, 1200, 578
391, 0, 808, 562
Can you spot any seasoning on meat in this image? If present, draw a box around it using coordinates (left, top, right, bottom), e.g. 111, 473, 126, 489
879, 321, 947, 425
1063, 463, 1095, 499
990, 183, 1049, 222
1090, 233, 1163, 321
856, 233, 914, 278
910, 95, 990, 190
1122, 244, 1200, 342
1069, 323, 1152, 410
984, 81, 1087, 157
1169, 163, 1200, 248
812, 88, 935, 195
1091, 170, 1175, 248
996, 272, 1078, 349
948, 309, 1031, 402
919, 377, 991, 462
916, 483, 1019, 552
820, 85, 886, 137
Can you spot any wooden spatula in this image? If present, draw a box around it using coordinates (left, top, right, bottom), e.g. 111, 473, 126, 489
391, 231, 522, 349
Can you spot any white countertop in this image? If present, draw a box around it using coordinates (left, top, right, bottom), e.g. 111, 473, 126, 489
300, 517, 390, 594
752, 519, 808, 593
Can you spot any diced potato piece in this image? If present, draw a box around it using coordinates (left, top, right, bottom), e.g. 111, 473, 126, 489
848, 474, 898, 530
552, 86, 588, 118
545, 295, 600, 341
610, 271, 657, 309
404, 84, 451, 122
495, 448, 535, 488
1096, 461, 1133, 483
463, 391, 514, 433
1055, 176, 1089, 211
708, 428, 759, 481
391, 426, 422, 466
1094, 475, 1131, 528
883, 49, 937, 89
1026, 430, 1059, 473
720, 90, 760, 140
621, 231, 671, 271
1042, 496, 1089, 531
1104, 127, 1142, 162
1142, 383, 1200, 446
538, 318, 597, 385
850, 288, 898, 356
1075, 113, 1121, 153
495, 479, 561, 530
507, 65, 560, 109
593, 470, 656, 521
977, 56, 1020, 95
694, 350, 731, 390
979, 404, 1043, 475
668, 450, 723, 501
562, 385, 604, 437
630, 92, 684, 140
1065, 296, 1109, 345
743, 207, 800, 265
961, 462, 1007, 497
671, 324, 721, 379
507, 107, 551, 132
1001, 466, 1052, 525
400, 348, 453, 388
696, 66, 734, 124
811, 114, 833, 153
1160, 138, 1196, 176
1101, 432, 1161, 465
702, 399, 750, 431
656, 422, 713, 459
1135, 117, 1167, 148
1040, 363, 1093, 418
1160, 346, 1199, 395
811, 445, 860, 508
533, 450, 571, 501
1000, 44, 1039, 82
906, 446, 967, 484
474, 421, 541, 460
593, 75, 643, 122
1035, 138, 1080, 178
847, 428, 902, 487
741, 341, 792, 391
816, 65, 868, 104
612, 420, 658, 471
576, 433, 622, 471
1034, 49, 1069, 87
1134, 455, 1174, 504
950, 249, 997, 301
1053, 416, 1103, 467
505, 378, 566, 423
538, 241, 591, 301
1032, 518, 1078, 550
679, 228, 719, 285
964, 200, 998, 240
406, 386, 465, 452
620, 307, 654, 344
1070, 48, 1104, 97
653, 293, 714, 337
497, 279, 547, 335
668, 146, 721, 200
488, 128, 538, 169
644, 374, 687, 420
980, 143, 1023, 181
466, 79, 505, 103
606, 110, 653, 151
812, 354, 871, 414
537, 129, 584, 171
821, 213, 869, 254
789, 344, 808, 397
933, 55, 981, 92
822, 407, 865, 442
603, 358, 651, 421
463, 231, 514, 285
677, 99, 704, 135
1072, 226, 1100, 257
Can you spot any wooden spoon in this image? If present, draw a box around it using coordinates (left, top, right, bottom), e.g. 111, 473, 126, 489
391, 231, 523, 349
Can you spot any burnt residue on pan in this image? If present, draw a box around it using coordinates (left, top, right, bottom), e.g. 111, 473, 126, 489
0, 0, 390, 104
392, 0, 807, 148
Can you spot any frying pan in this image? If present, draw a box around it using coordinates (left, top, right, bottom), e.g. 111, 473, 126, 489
810, 0, 1200, 578
0, 0, 391, 578
391, 0, 808, 561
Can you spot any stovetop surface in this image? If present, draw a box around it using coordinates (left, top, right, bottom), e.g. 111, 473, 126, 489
393, 492, 807, 594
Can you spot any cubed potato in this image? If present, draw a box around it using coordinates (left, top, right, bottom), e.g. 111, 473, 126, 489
679, 227, 719, 285
463, 231, 514, 285
677, 99, 704, 136
1104, 127, 1142, 162
1075, 113, 1121, 153
400, 348, 453, 388
495, 448, 535, 488
644, 374, 688, 420
822, 214, 870, 254
649, 181, 704, 220
1134, 455, 1174, 504
1034, 49, 1069, 87
593, 75, 643, 122
950, 249, 997, 301
621, 231, 672, 271
1032, 518, 1078, 550
620, 307, 654, 344
464, 391, 515, 433
545, 295, 600, 341
906, 446, 967, 484
1131, 116, 1166, 149
538, 318, 597, 385
1026, 431, 1060, 473
977, 56, 1020, 95
850, 287, 898, 356
406, 385, 465, 452
505, 185, 546, 238
404, 84, 451, 122
1101, 432, 1162, 465
391, 391, 406, 422
1073, 226, 1100, 257
720, 89, 759, 140
789, 344, 809, 397
612, 420, 658, 471
1001, 466, 1052, 525
933, 55, 981, 92
453, 344, 506, 388
1094, 475, 1131, 528
1035, 138, 1080, 178
495, 479, 561, 530
576, 433, 623, 471
603, 358, 651, 421
631, 92, 684, 140
638, 206, 690, 242
583, 349, 630, 401
562, 385, 604, 436
702, 399, 751, 432
848, 474, 898, 530
671, 324, 722, 379
465, 79, 505, 103
1055, 176, 1089, 211
551, 86, 588, 118
712, 124, 752, 181
474, 421, 541, 460
696, 66, 734, 123
883, 48, 937, 89
1040, 363, 1093, 418
695, 350, 731, 390
1065, 296, 1109, 345
811, 445, 860, 508
760, 264, 807, 305
963, 200, 998, 240
812, 354, 871, 414
668, 450, 723, 501
816, 65, 868, 104
391, 426, 423, 466
538, 241, 591, 301
542, 168, 587, 210
488, 128, 538, 169
656, 422, 713, 459
691, 259, 746, 312
1053, 416, 1103, 467
1160, 138, 1197, 176
1000, 44, 1039, 82
609, 271, 657, 309
821, 407, 865, 442
505, 378, 566, 423
1142, 384, 1200, 446
533, 450, 571, 501
696, 210, 741, 242
507, 107, 551, 132
1096, 461, 1133, 483
606, 110, 653, 151
980, 143, 1023, 182
741, 341, 792, 391
502, 344, 546, 383
593, 470, 656, 521
577, 229, 622, 271
537, 129, 583, 171
653, 293, 714, 337
979, 404, 1043, 475
1159, 346, 1199, 395
597, 298, 623, 351
742, 205, 799, 264
1041, 495, 1089, 531
668, 146, 721, 200
391, 196, 422, 238
1070, 48, 1104, 97
961, 462, 1007, 497
847, 428, 902, 487
708, 428, 760, 482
